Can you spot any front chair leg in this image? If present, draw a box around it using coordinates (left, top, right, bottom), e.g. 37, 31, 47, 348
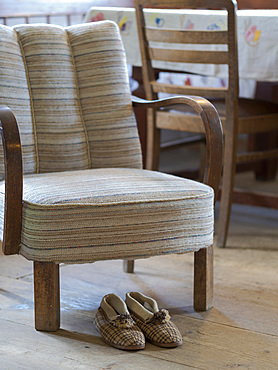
34, 262, 60, 331
193, 245, 213, 311
123, 259, 134, 273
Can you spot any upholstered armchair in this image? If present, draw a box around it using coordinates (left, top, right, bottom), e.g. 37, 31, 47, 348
0, 21, 223, 331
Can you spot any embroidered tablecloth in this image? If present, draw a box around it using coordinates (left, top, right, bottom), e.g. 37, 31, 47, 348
85, 7, 278, 83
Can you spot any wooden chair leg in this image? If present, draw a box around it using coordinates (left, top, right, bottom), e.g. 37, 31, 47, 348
34, 262, 60, 331
194, 245, 213, 311
123, 260, 134, 273
146, 109, 161, 171
216, 131, 237, 248
198, 142, 206, 182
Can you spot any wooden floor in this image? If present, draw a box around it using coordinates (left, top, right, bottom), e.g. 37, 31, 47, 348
1, 193, 278, 369
1, 2, 278, 368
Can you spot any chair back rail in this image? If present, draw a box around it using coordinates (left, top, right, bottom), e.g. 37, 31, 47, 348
151, 82, 227, 98
145, 28, 228, 44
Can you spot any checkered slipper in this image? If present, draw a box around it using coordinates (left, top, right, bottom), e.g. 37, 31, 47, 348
126, 292, 182, 348
95, 293, 145, 350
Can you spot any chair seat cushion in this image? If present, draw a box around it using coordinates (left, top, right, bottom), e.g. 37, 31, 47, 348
0, 168, 214, 263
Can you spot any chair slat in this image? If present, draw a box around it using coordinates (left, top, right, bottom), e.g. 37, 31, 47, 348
146, 28, 228, 44
151, 82, 227, 98
150, 47, 229, 64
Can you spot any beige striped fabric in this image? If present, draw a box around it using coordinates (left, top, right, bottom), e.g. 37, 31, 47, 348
0, 21, 142, 178
66, 23, 142, 169
0, 168, 214, 263
0, 26, 37, 175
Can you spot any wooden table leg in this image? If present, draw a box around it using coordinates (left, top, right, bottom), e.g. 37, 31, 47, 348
252, 81, 278, 181
248, 132, 278, 181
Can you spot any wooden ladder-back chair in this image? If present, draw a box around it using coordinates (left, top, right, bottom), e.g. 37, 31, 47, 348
0, 21, 222, 331
135, 0, 278, 248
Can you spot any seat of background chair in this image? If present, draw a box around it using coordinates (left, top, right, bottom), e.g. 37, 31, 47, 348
0, 168, 214, 263
211, 98, 278, 117
161, 97, 278, 117
158, 97, 278, 133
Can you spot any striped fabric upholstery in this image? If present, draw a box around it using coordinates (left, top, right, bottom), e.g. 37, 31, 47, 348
0, 26, 37, 175
66, 24, 142, 169
0, 168, 214, 262
0, 22, 214, 263
0, 21, 142, 177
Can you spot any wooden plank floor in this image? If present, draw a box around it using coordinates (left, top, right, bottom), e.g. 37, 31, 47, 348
1, 199, 278, 369
0, 1, 277, 368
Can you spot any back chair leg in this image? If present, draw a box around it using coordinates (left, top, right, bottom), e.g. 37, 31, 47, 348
34, 262, 60, 331
194, 245, 213, 311
145, 109, 161, 171
217, 132, 237, 248
123, 259, 134, 273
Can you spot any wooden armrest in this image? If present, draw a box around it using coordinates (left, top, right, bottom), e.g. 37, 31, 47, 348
0, 107, 23, 255
132, 95, 223, 200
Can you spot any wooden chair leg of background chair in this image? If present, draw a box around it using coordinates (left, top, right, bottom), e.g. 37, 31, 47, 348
146, 109, 161, 171
34, 262, 60, 331
194, 245, 213, 311
217, 133, 237, 248
123, 260, 134, 273
198, 142, 207, 181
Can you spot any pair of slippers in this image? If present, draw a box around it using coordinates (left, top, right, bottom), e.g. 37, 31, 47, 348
95, 292, 182, 350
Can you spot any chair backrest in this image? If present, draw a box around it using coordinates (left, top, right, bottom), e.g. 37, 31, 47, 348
135, 0, 239, 104
0, 21, 142, 178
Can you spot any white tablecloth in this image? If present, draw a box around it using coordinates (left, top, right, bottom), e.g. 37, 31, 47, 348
85, 7, 278, 83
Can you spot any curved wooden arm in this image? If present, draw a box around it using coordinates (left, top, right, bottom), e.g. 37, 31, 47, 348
132, 95, 223, 200
0, 106, 23, 255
